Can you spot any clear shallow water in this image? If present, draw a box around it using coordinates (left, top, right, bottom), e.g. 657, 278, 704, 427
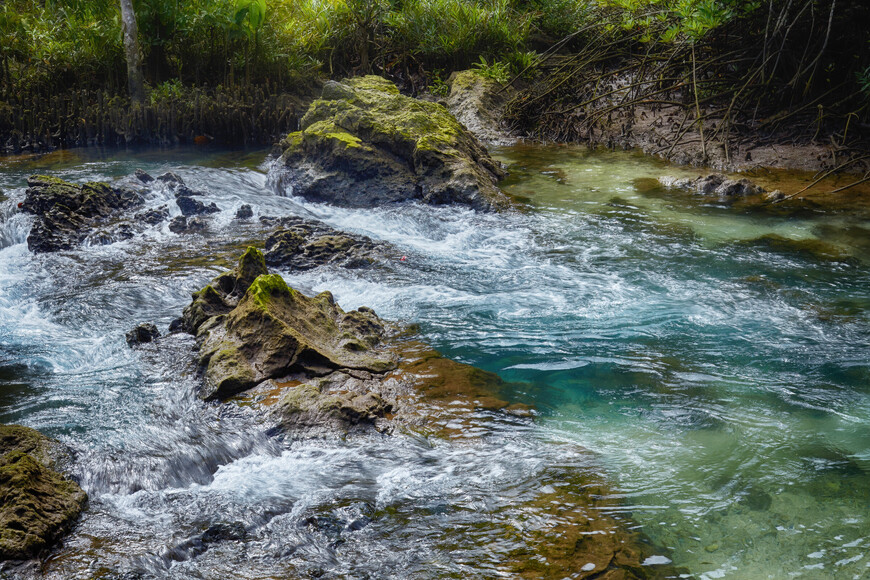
0, 145, 868, 579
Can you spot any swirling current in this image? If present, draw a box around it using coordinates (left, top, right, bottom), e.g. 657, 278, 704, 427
0, 145, 869, 579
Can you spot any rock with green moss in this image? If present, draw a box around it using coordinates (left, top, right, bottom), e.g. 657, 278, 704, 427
276, 76, 508, 211
0, 424, 87, 561
21, 175, 144, 253
183, 248, 396, 400
176, 246, 269, 335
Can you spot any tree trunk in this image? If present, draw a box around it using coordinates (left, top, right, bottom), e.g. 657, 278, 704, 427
120, 0, 146, 104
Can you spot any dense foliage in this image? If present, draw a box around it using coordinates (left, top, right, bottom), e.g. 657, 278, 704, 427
0, 0, 867, 149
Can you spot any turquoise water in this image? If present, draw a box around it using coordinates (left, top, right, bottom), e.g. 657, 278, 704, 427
0, 145, 868, 578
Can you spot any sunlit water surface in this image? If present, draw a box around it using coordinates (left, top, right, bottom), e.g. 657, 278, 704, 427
0, 145, 868, 579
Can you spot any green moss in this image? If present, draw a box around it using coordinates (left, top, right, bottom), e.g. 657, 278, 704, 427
245, 274, 293, 309
286, 75, 467, 159
237, 246, 267, 280
344, 76, 401, 95
0, 437, 86, 560
305, 121, 365, 149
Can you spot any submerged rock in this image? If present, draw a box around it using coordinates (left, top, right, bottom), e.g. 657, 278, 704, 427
234, 204, 254, 220
126, 323, 160, 346
276, 75, 508, 210
0, 424, 87, 561
20, 175, 144, 253
659, 173, 766, 198
261, 216, 385, 271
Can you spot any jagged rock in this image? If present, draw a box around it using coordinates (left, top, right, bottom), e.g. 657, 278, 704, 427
446, 70, 517, 146
276, 76, 508, 211
179, 246, 269, 335
156, 172, 184, 186
260, 216, 384, 271
168, 216, 206, 234
135, 206, 170, 225
134, 169, 154, 183
126, 323, 160, 346
180, 247, 396, 400
660, 173, 766, 197
20, 175, 144, 253
234, 204, 253, 220
176, 195, 219, 217
0, 424, 87, 561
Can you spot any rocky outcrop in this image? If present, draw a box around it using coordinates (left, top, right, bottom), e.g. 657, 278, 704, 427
20, 175, 144, 253
260, 216, 385, 271
276, 76, 509, 211
446, 70, 518, 146
0, 424, 87, 561
177, 247, 396, 401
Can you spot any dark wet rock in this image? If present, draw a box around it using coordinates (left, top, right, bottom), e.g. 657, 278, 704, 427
20, 175, 144, 253
168, 216, 206, 234
156, 171, 185, 186
179, 247, 396, 401
446, 70, 518, 146
660, 173, 766, 198
134, 169, 154, 183
235, 204, 253, 220
0, 424, 87, 561
176, 195, 219, 217
201, 522, 247, 543
135, 206, 170, 225
741, 487, 772, 511
260, 216, 384, 271
126, 323, 160, 347
276, 75, 508, 211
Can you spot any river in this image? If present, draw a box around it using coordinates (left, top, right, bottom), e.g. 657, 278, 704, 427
0, 144, 868, 579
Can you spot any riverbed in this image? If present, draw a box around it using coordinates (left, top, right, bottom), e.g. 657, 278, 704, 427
1, 144, 868, 579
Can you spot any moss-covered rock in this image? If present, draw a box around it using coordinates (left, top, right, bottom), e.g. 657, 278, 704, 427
277, 76, 508, 211
20, 175, 144, 253
177, 246, 269, 335
0, 424, 86, 561
182, 248, 396, 401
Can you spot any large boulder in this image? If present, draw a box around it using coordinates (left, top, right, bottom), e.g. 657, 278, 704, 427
179, 247, 396, 401
20, 175, 144, 253
276, 76, 508, 211
0, 424, 87, 561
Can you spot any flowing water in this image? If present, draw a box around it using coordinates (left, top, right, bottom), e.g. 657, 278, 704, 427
0, 144, 868, 579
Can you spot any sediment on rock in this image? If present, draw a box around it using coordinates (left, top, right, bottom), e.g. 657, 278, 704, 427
275, 75, 509, 211
445, 70, 519, 147
0, 424, 87, 561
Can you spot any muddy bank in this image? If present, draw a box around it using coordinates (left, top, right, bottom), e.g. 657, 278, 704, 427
502, 63, 869, 177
